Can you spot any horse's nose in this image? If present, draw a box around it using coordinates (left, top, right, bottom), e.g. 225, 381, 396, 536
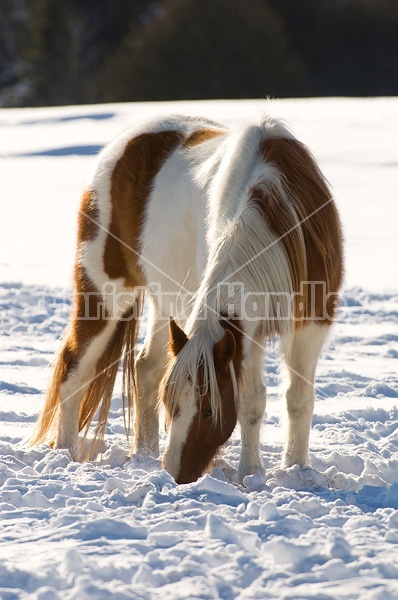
174, 471, 194, 485
162, 449, 180, 482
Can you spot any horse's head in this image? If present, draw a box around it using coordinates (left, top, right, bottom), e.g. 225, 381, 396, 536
161, 318, 240, 484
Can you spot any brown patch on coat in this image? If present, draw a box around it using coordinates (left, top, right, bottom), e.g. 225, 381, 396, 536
59, 187, 104, 380
174, 320, 244, 484
254, 136, 343, 324
57, 264, 108, 383
104, 130, 183, 287
183, 128, 225, 148
77, 189, 99, 244
72, 265, 107, 346
219, 317, 244, 380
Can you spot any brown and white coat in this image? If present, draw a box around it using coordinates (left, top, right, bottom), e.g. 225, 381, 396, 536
30, 114, 343, 484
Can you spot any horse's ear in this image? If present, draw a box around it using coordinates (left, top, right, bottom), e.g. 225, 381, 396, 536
213, 329, 236, 373
169, 317, 188, 356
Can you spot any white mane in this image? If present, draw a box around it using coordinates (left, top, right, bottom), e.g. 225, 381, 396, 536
163, 118, 300, 421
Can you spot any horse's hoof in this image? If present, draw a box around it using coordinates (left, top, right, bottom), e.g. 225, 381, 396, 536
282, 454, 311, 469
238, 464, 264, 485
54, 441, 79, 462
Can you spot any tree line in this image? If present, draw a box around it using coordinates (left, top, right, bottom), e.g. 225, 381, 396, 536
1, 0, 397, 107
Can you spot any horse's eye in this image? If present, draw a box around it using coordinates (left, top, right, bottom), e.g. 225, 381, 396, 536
202, 409, 212, 419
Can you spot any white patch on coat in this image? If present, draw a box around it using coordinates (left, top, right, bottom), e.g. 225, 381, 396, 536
80, 115, 227, 318
163, 383, 197, 480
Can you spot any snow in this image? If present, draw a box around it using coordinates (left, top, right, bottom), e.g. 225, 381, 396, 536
0, 98, 397, 599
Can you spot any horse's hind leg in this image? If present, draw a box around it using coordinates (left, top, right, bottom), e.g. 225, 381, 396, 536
282, 323, 329, 468
133, 303, 169, 457
32, 268, 118, 460
56, 316, 117, 458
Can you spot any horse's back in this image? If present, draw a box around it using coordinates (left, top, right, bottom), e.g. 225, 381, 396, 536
77, 114, 342, 322
78, 114, 228, 308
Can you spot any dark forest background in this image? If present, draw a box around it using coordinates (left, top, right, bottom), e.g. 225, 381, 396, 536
1, 0, 398, 107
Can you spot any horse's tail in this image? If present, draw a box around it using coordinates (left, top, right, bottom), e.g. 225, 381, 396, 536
28, 333, 73, 447
29, 291, 144, 458
78, 294, 144, 458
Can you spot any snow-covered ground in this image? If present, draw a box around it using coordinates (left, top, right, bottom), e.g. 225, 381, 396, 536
0, 98, 397, 599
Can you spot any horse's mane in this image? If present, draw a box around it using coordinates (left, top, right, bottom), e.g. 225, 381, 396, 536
161, 321, 233, 426
162, 120, 302, 422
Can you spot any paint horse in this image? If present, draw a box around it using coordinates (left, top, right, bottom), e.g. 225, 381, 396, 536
30, 114, 343, 484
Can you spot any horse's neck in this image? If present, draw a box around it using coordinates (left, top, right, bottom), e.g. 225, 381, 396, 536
187, 222, 250, 342
189, 198, 293, 348
189, 136, 262, 333
188, 122, 294, 345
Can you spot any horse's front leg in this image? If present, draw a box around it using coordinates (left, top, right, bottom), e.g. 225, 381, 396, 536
238, 346, 267, 483
282, 323, 329, 468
